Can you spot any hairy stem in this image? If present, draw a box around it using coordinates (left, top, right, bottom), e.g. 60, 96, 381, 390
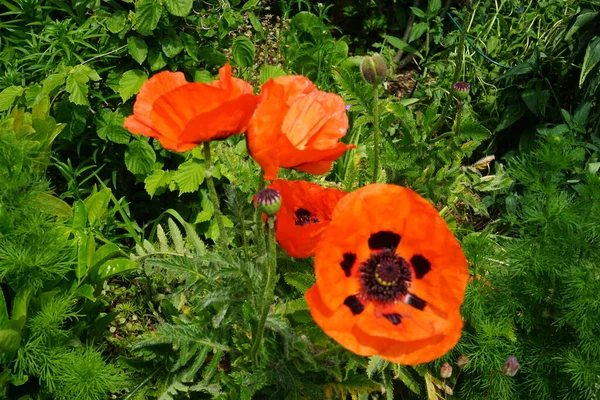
372, 84, 381, 183
203, 142, 233, 263
250, 216, 277, 363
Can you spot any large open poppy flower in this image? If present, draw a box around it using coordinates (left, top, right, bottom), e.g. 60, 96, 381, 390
305, 184, 469, 364
247, 76, 354, 181
266, 180, 347, 258
124, 63, 257, 152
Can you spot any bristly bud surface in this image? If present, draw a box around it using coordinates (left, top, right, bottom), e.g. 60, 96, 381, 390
361, 54, 387, 85
256, 188, 281, 216
452, 81, 471, 100
440, 362, 453, 378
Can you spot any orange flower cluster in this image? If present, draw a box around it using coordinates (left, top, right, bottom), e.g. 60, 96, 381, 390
124, 63, 354, 179
124, 64, 468, 365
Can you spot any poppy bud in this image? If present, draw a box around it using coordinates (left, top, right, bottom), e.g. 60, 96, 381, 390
440, 362, 452, 378
452, 81, 471, 100
361, 54, 387, 85
457, 354, 470, 368
255, 188, 281, 216
502, 355, 520, 377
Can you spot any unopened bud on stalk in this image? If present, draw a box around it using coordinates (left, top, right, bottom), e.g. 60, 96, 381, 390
457, 355, 470, 368
360, 54, 387, 85
452, 81, 471, 100
255, 188, 281, 216
502, 356, 520, 377
440, 362, 453, 378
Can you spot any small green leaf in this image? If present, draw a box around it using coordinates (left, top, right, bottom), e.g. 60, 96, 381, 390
521, 89, 550, 116
180, 32, 198, 60
74, 284, 96, 301
0, 86, 24, 111
410, 7, 426, 18
96, 258, 138, 280
145, 169, 173, 197
198, 47, 228, 66
426, 0, 441, 15
495, 104, 526, 132
565, 10, 598, 40
162, 31, 184, 58
259, 65, 286, 84
174, 160, 205, 194
241, 0, 259, 11
248, 11, 264, 41
128, 36, 148, 64
33, 193, 72, 218
125, 139, 156, 175
76, 232, 96, 279
0, 329, 20, 354
383, 34, 420, 56
42, 73, 66, 94
66, 70, 90, 106
134, 0, 162, 35
580, 36, 600, 87
164, 0, 193, 17
72, 200, 87, 230
119, 69, 148, 102
408, 22, 428, 43
85, 188, 111, 226
96, 109, 131, 144
106, 10, 127, 33
148, 48, 168, 71
500, 62, 533, 79
232, 36, 255, 68
284, 272, 315, 293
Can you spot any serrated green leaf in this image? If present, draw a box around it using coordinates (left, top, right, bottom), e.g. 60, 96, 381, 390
284, 272, 315, 293
409, 22, 428, 43
180, 32, 198, 60
0, 86, 24, 111
148, 48, 168, 71
41, 73, 66, 94
259, 65, 286, 84
232, 36, 255, 68
145, 169, 173, 197
106, 10, 127, 33
66, 70, 89, 106
135, 0, 162, 35
174, 160, 205, 194
162, 31, 184, 58
96, 109, 131, 143
119, 69, 148, 102
164, 0, 192, 17
125, 139, 156, 175
128, 36, 148, 64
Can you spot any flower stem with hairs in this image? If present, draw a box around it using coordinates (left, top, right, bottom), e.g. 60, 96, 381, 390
372, 84, 381, 183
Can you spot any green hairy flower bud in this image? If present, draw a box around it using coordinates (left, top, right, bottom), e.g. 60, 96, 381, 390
256, 188, 281, 216
361, 54, 387, 85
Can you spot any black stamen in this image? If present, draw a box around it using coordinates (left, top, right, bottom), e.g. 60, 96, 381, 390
368, 231, 401, 250
410, 254, 431, 279
343, 295, 364, 315
405, 294, 427, 310
294, 208, 319, 226
383, 313, 402, 325
340, 253, 356, 277
360, 249, 411, 303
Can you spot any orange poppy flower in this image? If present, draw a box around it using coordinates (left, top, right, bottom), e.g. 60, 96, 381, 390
266, 180, 347, 258
305, 184, 469, 364
124, 63, 258, 152
247, 76, 355, 181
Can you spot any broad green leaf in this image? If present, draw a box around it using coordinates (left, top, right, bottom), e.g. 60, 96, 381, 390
383, 34, 420, 56
106, 70, 121, 93
259, 65, 286, 84
248, 11, 264, 41
241, 0, 259, 11
11, 287, 32, 331
80, 65, 101, 81
134, 0, 162, 35
232, 36, 255, 68
180, 32, 198, 60
573, 101, 591, 127
565, 10, 598, 40
106, 10, 127, 33
96, 109, 130, 144
198, 47, 228, 66
408, 22, 428, 43
521, 89, 550, 116
0, 329, 20, 354
119, 69, 148, 102
164, 0, 192, 17
579, 36, 600, 87
0, 86, 24, 112
194, 190, 214, 223
85, 188, 111, 226
162, 31, 184, 58
96, 258, 138, 280
499, 62, 533, 79
128, 36, 148, 64
33, 193, 72, 218
145, 169, 173, 197
427, 0, 441, 14
66, 70, 89, 106
410, 6, 425, 18
76, 232, 96, 279
495, 104, 526, 132
0, 291, 8, 331
74, 284, 96, 301
148, 48, 168, 71
174, 160, 205, 194
42, 73, 66, 94
72, 200, 87, 230
125, 139, 156, 175
90, 243, 121, 270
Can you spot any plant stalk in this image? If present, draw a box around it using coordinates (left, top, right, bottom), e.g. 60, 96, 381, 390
372, 84, 381, 183
250, 215, 278, 363
203, 141, 233, 263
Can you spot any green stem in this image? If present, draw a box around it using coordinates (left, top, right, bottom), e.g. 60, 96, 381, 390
372, 84, 381, 183
203, 142, 233, 263
250, 216, 277, 363
485, 370, 501, 400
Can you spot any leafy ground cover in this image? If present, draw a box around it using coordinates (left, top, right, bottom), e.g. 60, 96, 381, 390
0, 0, 599, 399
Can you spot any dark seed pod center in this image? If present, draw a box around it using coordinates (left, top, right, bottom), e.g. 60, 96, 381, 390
360, 249, 411, 303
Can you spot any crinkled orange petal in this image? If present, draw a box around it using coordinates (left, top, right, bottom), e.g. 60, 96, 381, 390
267, 180, 347, 258
210, 63, 254, 96
131, 71, 188, 129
